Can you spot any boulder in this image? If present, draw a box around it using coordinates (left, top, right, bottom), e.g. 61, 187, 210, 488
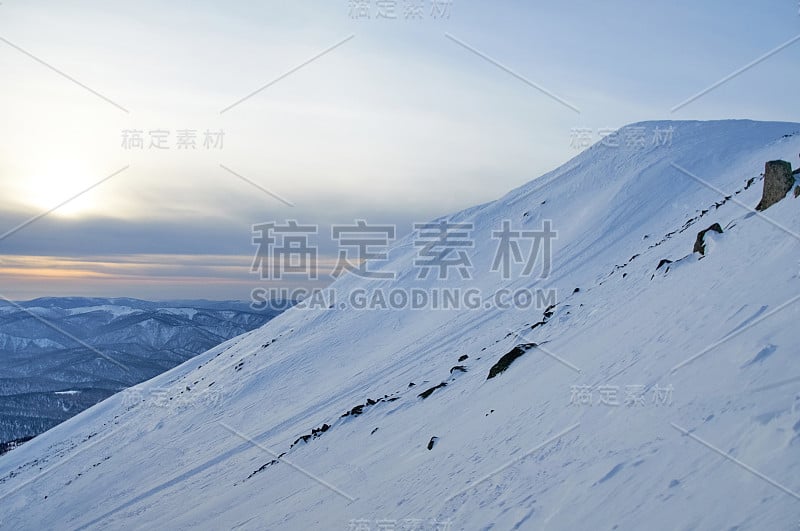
487, 343, 536, 380
693, 223, 723, 255
417, 382, 447, 399
756, 160, 794, 211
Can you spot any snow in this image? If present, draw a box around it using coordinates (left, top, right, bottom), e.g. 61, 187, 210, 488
1, 120, 799, 530
63, 305, 141, 318
158, 308, 199, 319
62, 305, 201, 320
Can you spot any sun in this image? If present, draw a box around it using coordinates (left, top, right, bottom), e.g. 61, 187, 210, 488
18, 161, 101, 217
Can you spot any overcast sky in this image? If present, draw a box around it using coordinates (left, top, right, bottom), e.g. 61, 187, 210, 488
1, 0, 799, 300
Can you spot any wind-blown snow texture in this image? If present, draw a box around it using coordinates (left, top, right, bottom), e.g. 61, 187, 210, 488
1, 120, 799, 530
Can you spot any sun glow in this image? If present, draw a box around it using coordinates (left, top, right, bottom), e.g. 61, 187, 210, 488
17, 161, 102, 217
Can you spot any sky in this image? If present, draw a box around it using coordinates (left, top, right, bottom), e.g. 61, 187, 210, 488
0, 0, 799, 300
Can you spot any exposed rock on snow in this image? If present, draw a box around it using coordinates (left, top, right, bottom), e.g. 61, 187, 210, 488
693, 223, 724, 255
756, 160, 794, 210
487, 343, 536, 380
418, 382, 447, 399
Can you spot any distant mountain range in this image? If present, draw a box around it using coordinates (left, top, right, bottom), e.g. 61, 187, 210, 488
0, 297, 286, 448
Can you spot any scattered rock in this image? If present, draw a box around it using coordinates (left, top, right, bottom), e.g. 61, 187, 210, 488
341, 404, 365, 418
427, 436, 439, 450
311, 424, 330, 437
693, 223, 723, 255
293, 434, 311, 445
487, 343, 536, 380
573, 288, 580, 294
795, 185, 800, 198
291, 423, 332, 448
245, 459, 279, 481
656, 259, 672, 271
418, 382, 447, 399
450, 365, 467, 374
458, 354, 469, 362
756, 160, 794, 211
371, 427, 379, 435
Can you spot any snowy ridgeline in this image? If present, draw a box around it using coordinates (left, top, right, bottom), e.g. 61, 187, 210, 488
0, 298, 284, 448
1, 120, 800, 530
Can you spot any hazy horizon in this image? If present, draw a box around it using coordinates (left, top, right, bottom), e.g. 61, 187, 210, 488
2, 1, 799, 299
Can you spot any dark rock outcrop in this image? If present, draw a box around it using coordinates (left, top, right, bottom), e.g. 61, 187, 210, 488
756, 160, 794, 211
341, 404, 364, 418
693, 223, 723, 255
656, 259, 672, 270
418, 382, 447, 399
487, 343, 536, 380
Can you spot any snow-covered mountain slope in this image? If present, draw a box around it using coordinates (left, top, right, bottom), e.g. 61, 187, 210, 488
0, 298, 284, 447
2, 120, 800, 530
